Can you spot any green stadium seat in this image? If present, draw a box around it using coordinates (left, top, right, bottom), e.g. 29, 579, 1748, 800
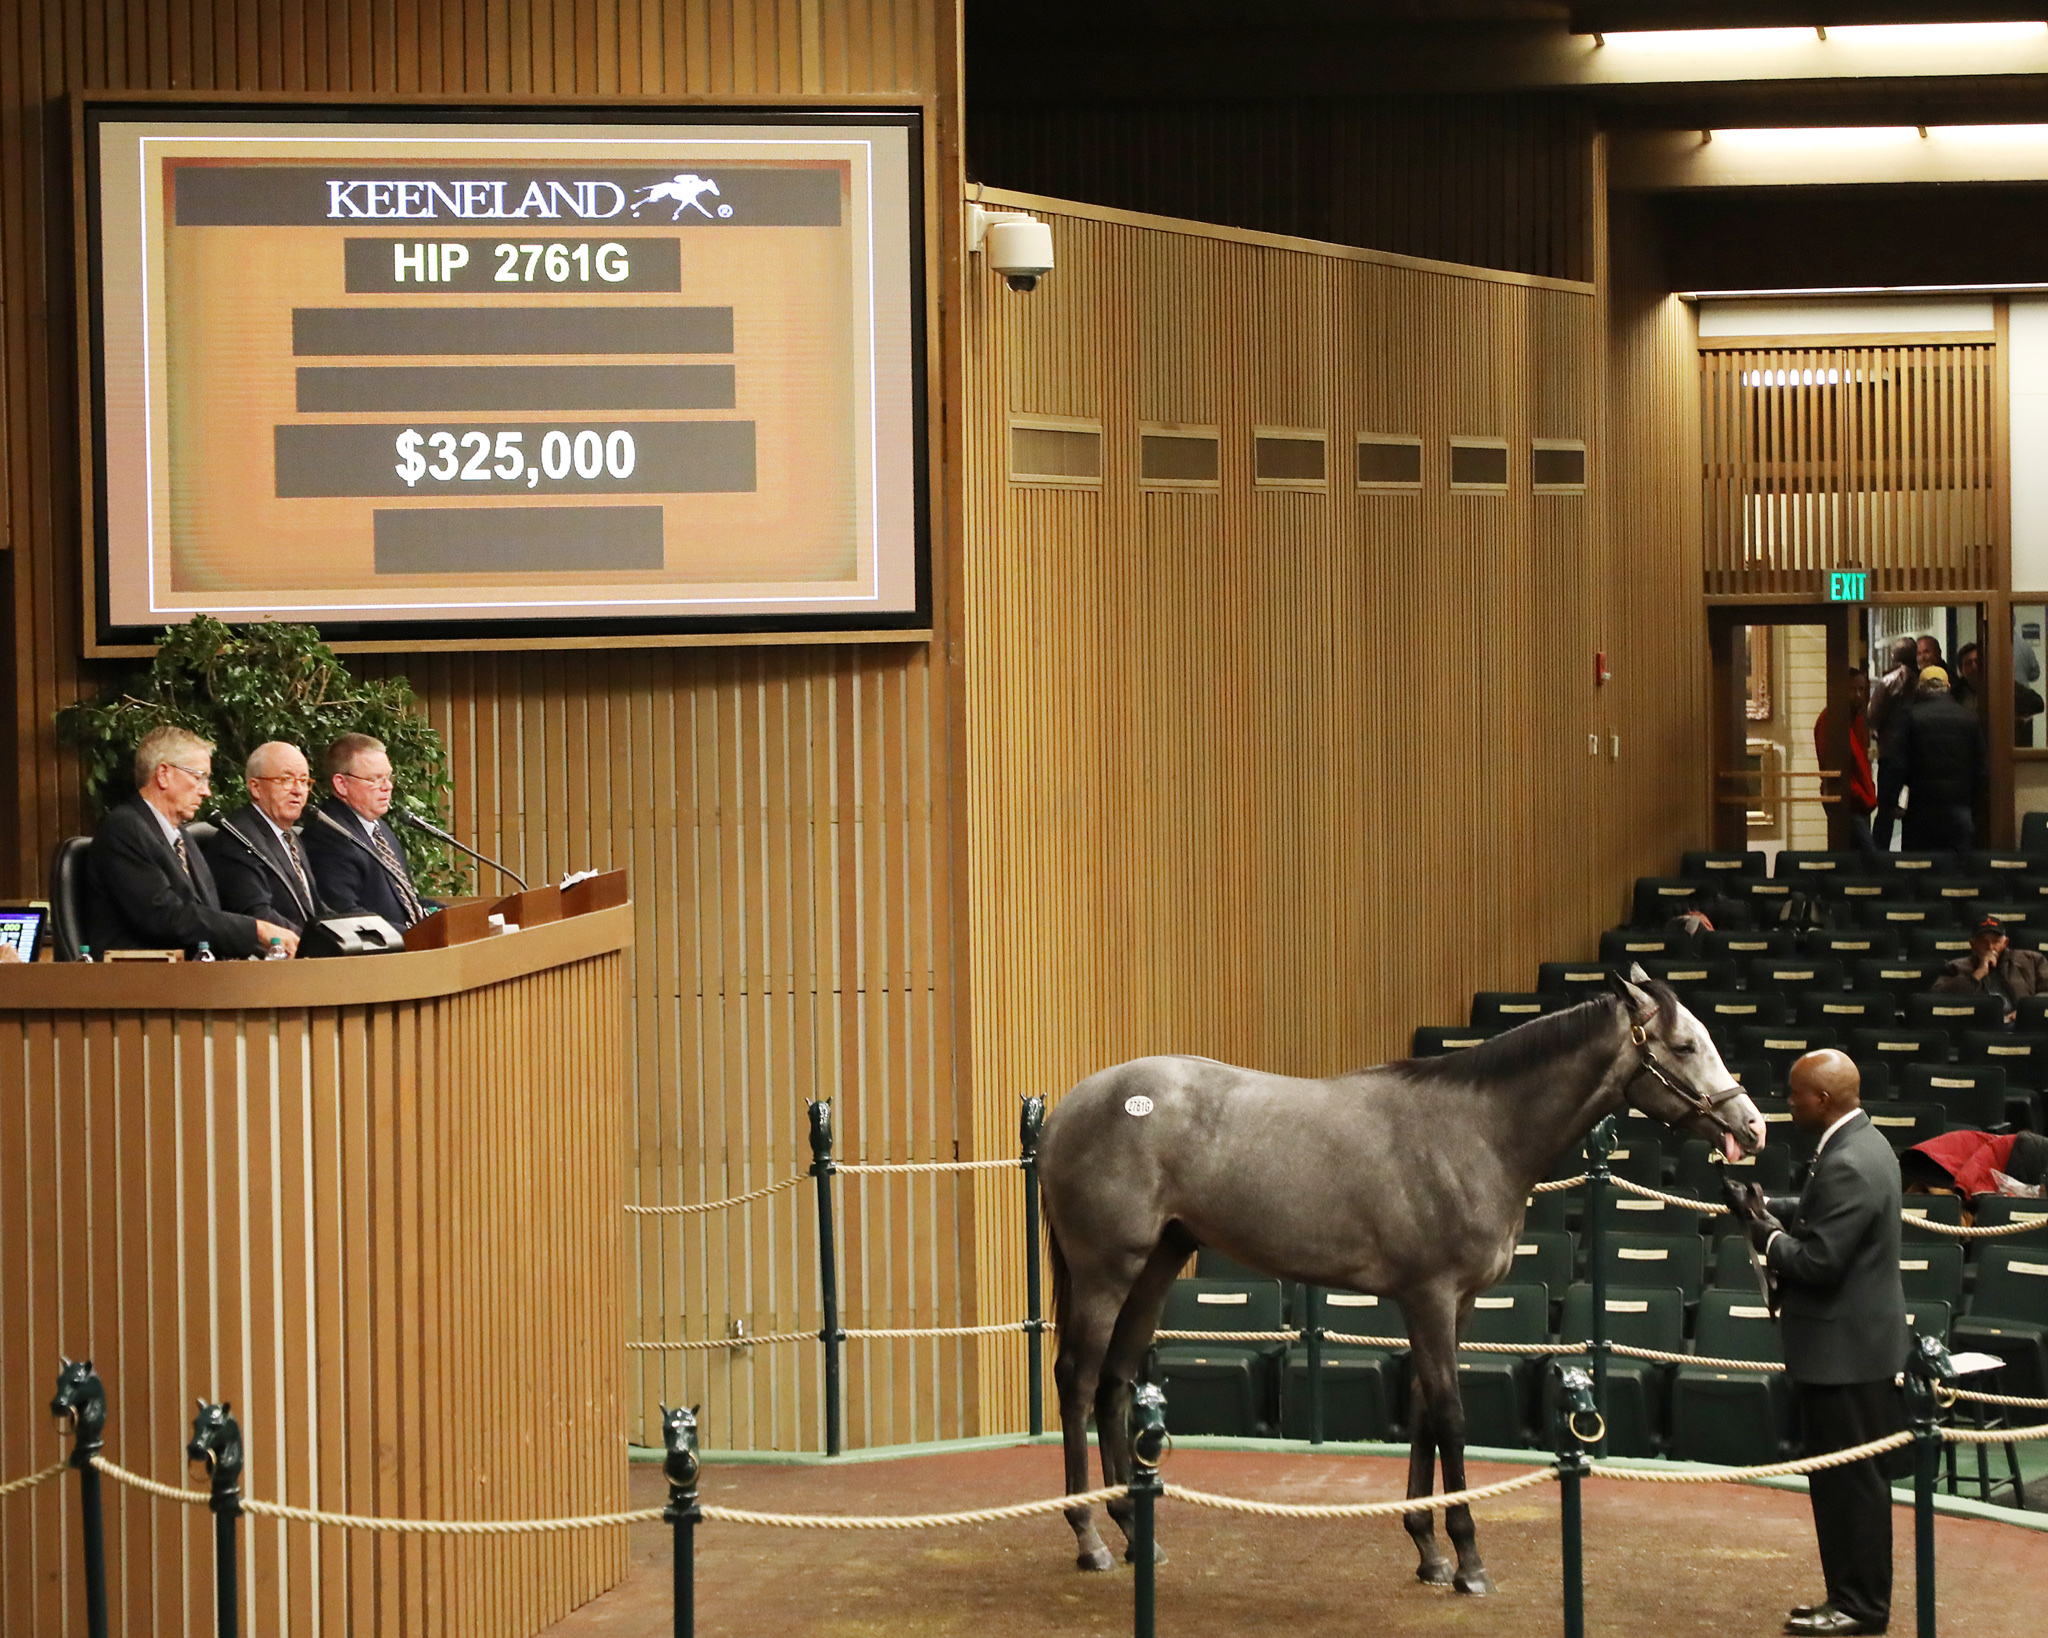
1152, 1279, 1288, 1438
1797, 991, 1896, 1029
1642, 958, 1737, 995
1669, 1289, 1795, 1466
1470, 991, 1552, 1030
1842, 1026, 1950, 1072
1899, 1063, 2008, 1130
1897, 1243, 1965, 1307
1744, 956, 1846, 995
1907, 927, 1974, 961
1802, 928, 1901, 961
1859, 901, 1947, 931
1872, 854, 1958, 879
1863, 1101, 1945, 1150
1776, 851, 1867, 881
1538, 962, 1611, 999
1549, 1284, 1686, 1456
1732, 1025, 1839, 1081
1410, 1026, 1496, 1058
1596, 1234, 1705, 1307
1852, 959, 1942, 1010
1900, 1192, 1965, 1243
1967, 1197, 2048, 1247
1952, 1247, 2048, 1400
1455, 1284, 1551, 1449
1704, 929, 1798, 961
1507, 1230, 1576, 1305
1633, 877, 1706, 928
1600, 929, 1678, 964
1907, 992, 2008, 1042
1282, 1290, 1407, 1442
1682, 851, 1766, 880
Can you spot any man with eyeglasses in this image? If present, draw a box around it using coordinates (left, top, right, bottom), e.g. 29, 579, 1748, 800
82, 725, 299, 958
303, 732, 434, 930
202, 741, 328, 935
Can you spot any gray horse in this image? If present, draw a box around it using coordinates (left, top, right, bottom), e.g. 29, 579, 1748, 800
1039, 970, 1764, 1592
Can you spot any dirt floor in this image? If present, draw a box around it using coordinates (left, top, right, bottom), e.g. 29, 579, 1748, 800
538, 1445, 2046, 1638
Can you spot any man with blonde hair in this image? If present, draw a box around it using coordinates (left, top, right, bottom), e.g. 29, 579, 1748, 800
82, 725, 299, 958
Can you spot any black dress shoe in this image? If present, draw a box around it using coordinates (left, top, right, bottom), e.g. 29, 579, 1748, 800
1788, 1606, 1825, 1622
1785, 1609, 1885, 1637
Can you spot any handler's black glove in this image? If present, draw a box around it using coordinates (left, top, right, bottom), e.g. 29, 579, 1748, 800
1720, 1179, 1784, 1255
1744, 1209, 1784, 1257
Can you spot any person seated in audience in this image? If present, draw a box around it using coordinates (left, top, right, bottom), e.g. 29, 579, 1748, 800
83, 725, 300, 959
302, 732, 436, 930
201, 741, 327, 935
1902, 1129, 2048, 1213
1930, 914, 2047, 1018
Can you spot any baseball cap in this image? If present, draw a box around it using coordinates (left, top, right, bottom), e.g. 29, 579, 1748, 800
1972, 915, 2007, 939
1919, 665, 1950, 689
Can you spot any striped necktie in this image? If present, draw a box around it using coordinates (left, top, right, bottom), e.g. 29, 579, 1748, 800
171, 830, 193, 878
281, 828, 313, 908
369, 825, 426, 926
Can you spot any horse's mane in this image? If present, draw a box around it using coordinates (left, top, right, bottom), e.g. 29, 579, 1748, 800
1387, 993, 1626, 1084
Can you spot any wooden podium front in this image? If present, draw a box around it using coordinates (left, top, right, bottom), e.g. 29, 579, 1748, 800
0, 903, 633, 1638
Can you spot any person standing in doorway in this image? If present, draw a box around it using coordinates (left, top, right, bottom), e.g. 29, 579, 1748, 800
1866, 639, 1918, 853
1893, 665, 1985, 854
1813, 668, 1878, 866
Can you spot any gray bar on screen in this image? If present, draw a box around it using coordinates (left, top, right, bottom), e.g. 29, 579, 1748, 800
372, 506, 664, 574
293, 307, 734, 356
296, 363, 735, 412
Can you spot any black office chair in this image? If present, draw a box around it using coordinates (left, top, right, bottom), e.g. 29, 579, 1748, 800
48, 835, 92, 961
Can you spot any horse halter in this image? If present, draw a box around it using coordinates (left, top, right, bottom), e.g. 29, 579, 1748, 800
1623, 1019, 1748, 1123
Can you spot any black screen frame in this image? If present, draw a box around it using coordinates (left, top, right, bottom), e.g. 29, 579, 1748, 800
79, 98, 933, 654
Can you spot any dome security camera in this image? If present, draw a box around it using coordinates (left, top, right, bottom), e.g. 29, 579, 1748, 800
968, 204, 1054, 292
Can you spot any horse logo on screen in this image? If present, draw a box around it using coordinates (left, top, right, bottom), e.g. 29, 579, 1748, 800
631, 174, 724, 220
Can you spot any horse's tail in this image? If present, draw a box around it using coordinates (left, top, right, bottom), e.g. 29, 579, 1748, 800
1045, 1214, 1071, 1351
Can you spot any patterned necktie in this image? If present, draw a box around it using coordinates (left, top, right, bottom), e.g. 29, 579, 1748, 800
171, 830, 193, 879
369, 825, 426, 926
282, 829, 313, 908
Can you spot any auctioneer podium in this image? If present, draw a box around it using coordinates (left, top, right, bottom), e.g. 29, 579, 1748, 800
0, 881, 633, 1638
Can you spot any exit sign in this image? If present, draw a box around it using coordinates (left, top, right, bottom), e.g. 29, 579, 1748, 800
1826, 569, 1868, 603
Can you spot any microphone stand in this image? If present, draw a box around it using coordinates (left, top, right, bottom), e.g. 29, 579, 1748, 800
392, 810, 528, 890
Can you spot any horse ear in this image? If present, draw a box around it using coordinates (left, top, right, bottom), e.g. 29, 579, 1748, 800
1611, 967, 1656, 1018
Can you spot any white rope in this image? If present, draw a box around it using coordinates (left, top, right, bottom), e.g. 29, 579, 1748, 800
1949, 1386, 2048, 1410
1609, 1342, 1784, 1372
88, 1458, 208, 1506
1588, 1431, 1912, 1482
1154, 1329, 1297, 1343
1907, 1216, 2048, 1239
240, 1498, 664, 1533
837, 1159, 1020, 1175
0, 1462, 67, 1498
1941, 1419, 2048, 1445
1323, 1331, 1563, 1356
1166, 1466, 1558, 1519
842, 1323, 1032, 1340
624, 1175, 806, 1216
1533, 1175, 1587, 1193
626, 1332, 814, 1351
700, 1484, 1125, 1529
1608, 1178, 1728, 1214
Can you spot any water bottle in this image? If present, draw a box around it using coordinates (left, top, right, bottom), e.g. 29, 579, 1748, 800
195, 941, 215, 963
266, 936, 288, 961
77, 945, 93, 963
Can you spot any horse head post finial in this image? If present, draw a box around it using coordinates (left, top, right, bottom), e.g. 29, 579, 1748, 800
50, 1357, 108, 1463
1019, 1095, 1046, 1163
1129, 1382, 1169, 1475
806, 1100, 834, 1173
662, 1403, 703, 1531
186, 1400, 244, 1514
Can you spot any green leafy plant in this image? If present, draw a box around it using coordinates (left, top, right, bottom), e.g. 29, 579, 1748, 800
55, 617, 470, 896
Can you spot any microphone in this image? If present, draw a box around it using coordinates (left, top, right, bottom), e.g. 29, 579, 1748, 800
391, 809, 528, 890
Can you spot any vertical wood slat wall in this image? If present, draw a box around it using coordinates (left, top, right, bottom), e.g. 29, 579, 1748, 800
1698, 343, 1998, 596
0, 947, 629, 1638
959, 188, 1714, 1427
0, 0, 974, 1466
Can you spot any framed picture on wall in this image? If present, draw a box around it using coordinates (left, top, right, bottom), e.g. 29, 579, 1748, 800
1744, 626, 1773, 722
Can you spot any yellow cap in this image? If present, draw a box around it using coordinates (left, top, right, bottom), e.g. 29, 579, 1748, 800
1919, 665, 1949, 689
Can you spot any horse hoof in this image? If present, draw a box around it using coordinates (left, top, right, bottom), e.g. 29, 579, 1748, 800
1124, 1540, 1169, 1566
1415, 1562, 1455, 1588
1454, 1571, 1495, 1597
1076, 1546, 1116, 1573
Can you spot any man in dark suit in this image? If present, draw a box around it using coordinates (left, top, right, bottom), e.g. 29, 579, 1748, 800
84, 726, 301, 959
302, 732, 433, 930
1893, 665, 1984, 853
1740, 1049, 1908, 1638
202, 740, 326, 935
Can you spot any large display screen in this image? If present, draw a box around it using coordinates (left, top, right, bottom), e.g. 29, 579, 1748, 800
82, 105, 928, 650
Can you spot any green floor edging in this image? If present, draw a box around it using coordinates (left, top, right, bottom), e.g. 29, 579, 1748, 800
624, 1433, 2044, 1531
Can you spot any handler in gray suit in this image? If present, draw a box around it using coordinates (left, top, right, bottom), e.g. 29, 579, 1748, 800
1739, 1049, 1908, 1638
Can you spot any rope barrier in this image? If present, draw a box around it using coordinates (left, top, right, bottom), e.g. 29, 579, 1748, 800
1154, 1329, 1298, 1343
1588, 1430, 1913, 1482
1165, 1465, 1558, 1519
1533, 1174, 1587, 1193
1906, 1215, 2048, 1239
1608, 1341, 1784, 1372
842, 1323, 1033, 1340
1949, 1386, 2048, 1410
1941, 1419, 2048, 1445
1608, 1178, 1729, 1214
700, 1484, 1126, 1530
624, 1175, 806, 1216
837, 1159, 1020, 1175
1324, 1331, 1565, 1356
626, 1331, 815, 1351
88, 1458, 208, 1506
0, 1461, 67, 1499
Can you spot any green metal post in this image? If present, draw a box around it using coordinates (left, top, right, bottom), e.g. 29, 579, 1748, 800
186, 1402, 243, 1638
807, 1100, 843, 1457
1303, 1284, 1325, 1446
1554, 1363, 1598, 1638
1903, 1331, 1957, 1638
663, 1405, 701, 1638
51, 1360, 109, 1638
1021, 1095, 1047, 1438
1128, 1382, 1167, 1638
1583, 1115, 1615, 1457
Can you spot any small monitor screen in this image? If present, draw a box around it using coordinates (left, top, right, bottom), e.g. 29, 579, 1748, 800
0, 907, 45, 961
83, 105, 929, 647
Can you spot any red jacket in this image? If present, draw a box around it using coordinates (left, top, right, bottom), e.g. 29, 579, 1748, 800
1908, 1131, 2022, 1198
1814, 708, 1877, 813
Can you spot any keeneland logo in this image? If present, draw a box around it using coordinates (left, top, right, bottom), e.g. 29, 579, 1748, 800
322, 175, 734, 222
631, 174, 729, 221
